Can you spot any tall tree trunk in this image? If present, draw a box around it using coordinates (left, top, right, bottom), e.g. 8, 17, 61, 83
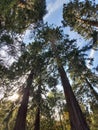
34, 84, 41, 130
58, 66, 89, 130
85, 78, 98, 100
50, 41, 89, 130
34, 106, 40, 130
14, 70, 34, 130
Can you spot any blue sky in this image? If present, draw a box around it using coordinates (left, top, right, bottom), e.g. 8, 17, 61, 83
0, 0, 98, 99
44, 0, 98, 71
1, 0, 97, 70
23, 0, 98, 71
44, 0, 65, 26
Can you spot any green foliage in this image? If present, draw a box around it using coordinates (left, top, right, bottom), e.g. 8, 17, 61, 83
0, 101, 18, 130
63, 0, 98, 43
0, 34, 13, 44
0, 3, 98, 127
66, 45, 98, 103
0, 0, 46, 33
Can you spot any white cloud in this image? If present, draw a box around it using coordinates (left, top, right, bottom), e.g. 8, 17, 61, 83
44, 0, 65, 20
87, 49, 95, 69
89, 49, 95, 58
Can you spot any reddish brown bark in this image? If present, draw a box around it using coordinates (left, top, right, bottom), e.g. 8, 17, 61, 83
50, 37, 90, 129
58, 66, 90, 130
14, 70, 34, 130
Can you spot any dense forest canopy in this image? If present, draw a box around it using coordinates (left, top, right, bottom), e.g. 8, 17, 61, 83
0, 0, 98, 130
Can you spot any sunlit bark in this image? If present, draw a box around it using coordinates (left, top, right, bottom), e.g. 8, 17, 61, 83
14, 70, 34, 130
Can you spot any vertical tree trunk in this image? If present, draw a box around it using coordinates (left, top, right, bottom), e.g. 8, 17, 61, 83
58, 66, 89, 130
34, 84, 41, 130
14, 70, 34, 130
34, 106, 40, 130
50, 40, 89, 130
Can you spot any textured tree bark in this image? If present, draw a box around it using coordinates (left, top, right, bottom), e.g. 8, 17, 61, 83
58, 66, 90, 130
50, 39, 89, 130
14, 70, 34, 130
34, 107, 40, 130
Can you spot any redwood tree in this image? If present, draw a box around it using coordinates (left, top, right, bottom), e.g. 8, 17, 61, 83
14, 69, 34, 130
36, 26, 90, 130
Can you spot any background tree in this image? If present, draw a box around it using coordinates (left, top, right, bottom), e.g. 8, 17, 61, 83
36, 25, 90, 130
66, 46, 98, 100
63, 0, 98, 46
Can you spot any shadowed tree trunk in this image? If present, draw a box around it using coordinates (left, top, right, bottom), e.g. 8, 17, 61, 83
14, 69, 34, 130
58, 66, 89, 130
34, 83, 41, 130
50, 40, 90, 130
34, 106, 40, 130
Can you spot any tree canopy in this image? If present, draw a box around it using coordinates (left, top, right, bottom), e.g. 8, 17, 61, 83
0, 0, 98, 130
63, 0, 98, 45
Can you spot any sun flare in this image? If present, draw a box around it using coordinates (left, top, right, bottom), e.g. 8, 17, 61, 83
9, 93, 19, 101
